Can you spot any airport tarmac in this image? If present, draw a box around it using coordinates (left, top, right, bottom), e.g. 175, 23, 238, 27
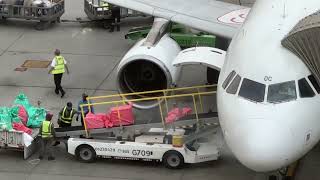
0, 0, 319, 180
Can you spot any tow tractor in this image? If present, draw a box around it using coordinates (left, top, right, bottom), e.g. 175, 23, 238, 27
83, 0, 143, 29
61, 0, 144, 29
55, 85, 220, 168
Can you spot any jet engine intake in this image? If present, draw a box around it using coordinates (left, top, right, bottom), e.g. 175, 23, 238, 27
117, 34, 181, 109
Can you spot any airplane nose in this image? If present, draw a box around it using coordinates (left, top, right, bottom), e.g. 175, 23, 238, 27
225, 118, 297, 172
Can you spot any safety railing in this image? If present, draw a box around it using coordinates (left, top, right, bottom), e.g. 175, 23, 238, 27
0, 0, 64, 21
80, 85, 217, 137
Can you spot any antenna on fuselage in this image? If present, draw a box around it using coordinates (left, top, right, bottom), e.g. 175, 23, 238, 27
194, 41, 199, 51
283, 2, 287, 18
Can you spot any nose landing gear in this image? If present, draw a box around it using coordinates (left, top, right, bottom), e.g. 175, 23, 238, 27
268, 161, 300, 180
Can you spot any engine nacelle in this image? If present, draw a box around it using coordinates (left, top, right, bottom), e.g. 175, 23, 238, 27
117, 34, 181, 109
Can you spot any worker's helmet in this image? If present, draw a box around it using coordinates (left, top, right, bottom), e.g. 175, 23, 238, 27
66, 102, 73, 110
82, 93, 88, 100
54, 49, 61, 56
46, 113, 53, 121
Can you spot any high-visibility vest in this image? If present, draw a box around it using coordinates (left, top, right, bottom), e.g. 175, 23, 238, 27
60, 107, 74, 124
41, 121, 53, 138
51, 56, 65, 74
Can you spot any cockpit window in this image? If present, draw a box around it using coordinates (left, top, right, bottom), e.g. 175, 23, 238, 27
298, 78, 315, 98
239, 78, 265, 102
222, 70, 236, 89
308, 75, 320, 94
226, 75, 241, 94
267, 81, 296, 103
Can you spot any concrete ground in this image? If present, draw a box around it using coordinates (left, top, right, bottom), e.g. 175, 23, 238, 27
0, 0, 318, 180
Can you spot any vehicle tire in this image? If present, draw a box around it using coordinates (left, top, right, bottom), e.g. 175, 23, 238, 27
0, 16, 6, 21
162, 151, 184, 169
102, 20, 111, 29
35, 21, 45, 31
268, 175, 278, 180
75, 145, 96, 163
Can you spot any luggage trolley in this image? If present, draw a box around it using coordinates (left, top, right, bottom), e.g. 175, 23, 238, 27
0, 0, 65, 30
84, 0, 144, 29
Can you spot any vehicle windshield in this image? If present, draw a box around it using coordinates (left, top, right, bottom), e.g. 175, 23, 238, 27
239, 78, 265, 103
267, 81, 296, 103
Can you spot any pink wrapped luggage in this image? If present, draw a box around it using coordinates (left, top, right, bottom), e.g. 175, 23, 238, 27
104, 114, 113, 128
165, 107, 192, 124
18, 106, 28, 126
165, 108, 182, 123
12, 122, 32, 135
181, 107, 192, 116
85, 113, 106, 129
109, 103, 134, 126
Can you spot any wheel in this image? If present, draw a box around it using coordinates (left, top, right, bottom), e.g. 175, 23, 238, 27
35, 24, 44, 30
0, 16, 6, 21
162, 151, 184, 169
75, 145, 96, 163
35, 21, 45, 31
269, 175, 278, 180
102, 20, 111, 29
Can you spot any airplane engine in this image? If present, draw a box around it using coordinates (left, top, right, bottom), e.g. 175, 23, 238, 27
117, 34, 181, 109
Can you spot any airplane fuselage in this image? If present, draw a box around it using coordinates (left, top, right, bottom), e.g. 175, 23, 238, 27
217, 0, 320, 172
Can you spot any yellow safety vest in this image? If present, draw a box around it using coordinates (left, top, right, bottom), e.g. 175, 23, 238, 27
61, 107, 74, 124
51, 56, 65, 74
41, 121, 53, 138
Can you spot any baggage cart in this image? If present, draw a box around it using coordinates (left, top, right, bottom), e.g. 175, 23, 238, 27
0, 0, 65, 30
0, 129, 40, 159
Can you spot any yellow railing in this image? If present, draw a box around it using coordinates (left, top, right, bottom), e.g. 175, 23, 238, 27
80, 85, 217, 137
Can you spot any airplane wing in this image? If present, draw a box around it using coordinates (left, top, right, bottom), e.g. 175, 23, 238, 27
105, 0, 250, 39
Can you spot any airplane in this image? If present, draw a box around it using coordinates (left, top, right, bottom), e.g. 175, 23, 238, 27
102, 0, 320, 173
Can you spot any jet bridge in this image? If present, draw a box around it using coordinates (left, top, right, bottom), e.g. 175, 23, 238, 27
282, 11, 320, 84
55, 85, 219, 144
